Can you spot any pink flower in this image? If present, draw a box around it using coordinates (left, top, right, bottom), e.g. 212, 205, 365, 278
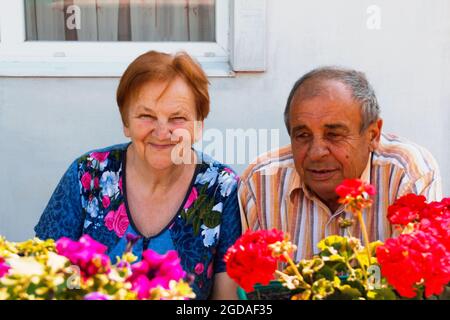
91, 152, 110, 163
224, 168, 233, 175
194, 263, 204, 275
184, 187, 198, 209
0, 257, 10, 278
104, 204, 129, 238
223, 167, 239, 181
56, 235, 110, 278
119, 177, 123, 193
84, 292, 110, 300
94, 177, 99, 189
102, 196, 111, 209
81, 172, 92, 190
127, 250, 186, 299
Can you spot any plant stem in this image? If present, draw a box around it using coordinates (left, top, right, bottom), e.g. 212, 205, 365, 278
357, 210, 372, 263
282, 252, 310, 288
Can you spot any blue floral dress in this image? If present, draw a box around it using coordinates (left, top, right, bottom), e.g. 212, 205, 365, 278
34, 143, 241, 300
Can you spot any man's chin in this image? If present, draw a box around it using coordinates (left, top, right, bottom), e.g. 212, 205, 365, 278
306, 181, 339, 201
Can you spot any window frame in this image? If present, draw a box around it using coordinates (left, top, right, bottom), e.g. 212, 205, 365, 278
0, 0, 233, 77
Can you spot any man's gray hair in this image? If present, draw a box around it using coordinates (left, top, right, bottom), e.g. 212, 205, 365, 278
284, 66, 380, 134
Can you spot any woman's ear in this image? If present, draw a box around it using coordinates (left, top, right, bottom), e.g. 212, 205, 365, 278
123, 123, 130, 138
193, 120, 204, 143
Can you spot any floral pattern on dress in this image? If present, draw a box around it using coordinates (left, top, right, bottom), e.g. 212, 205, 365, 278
77, 149, 129, 239
35, 143, 241, 300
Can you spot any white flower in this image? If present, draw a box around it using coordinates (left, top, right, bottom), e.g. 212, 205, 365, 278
47, 252, 69, 273
91, 158, 109, 171
218, 171, 237, 197
100, 171, 120, 198
212, 202, 223, 213
201, 224, 220, 247
195, 164, 219, 188
7, 256, 44, 276
85, 197, 99, 218
84, 220, 92, 229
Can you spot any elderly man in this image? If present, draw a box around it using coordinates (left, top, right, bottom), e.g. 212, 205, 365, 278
238, 67, 442, 260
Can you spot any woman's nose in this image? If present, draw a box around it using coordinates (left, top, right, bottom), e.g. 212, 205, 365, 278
152, 120, 172, 140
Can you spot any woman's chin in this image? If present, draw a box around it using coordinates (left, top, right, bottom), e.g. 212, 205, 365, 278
145, 158, 179, 171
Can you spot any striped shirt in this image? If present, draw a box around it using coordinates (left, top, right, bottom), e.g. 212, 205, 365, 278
238, 133, 442, 260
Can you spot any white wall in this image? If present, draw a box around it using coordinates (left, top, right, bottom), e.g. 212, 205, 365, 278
1, 0, 449, 241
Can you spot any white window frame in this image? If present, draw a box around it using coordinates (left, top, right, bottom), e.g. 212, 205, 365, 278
0, 0, 233, 77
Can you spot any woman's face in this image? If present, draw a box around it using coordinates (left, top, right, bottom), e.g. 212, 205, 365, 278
124, 77, 202, 170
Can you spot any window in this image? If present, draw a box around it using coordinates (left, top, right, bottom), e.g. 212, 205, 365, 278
24, 0, 215, 42
0, 0, 266, 77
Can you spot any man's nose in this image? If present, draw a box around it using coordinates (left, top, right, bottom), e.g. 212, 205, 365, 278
308, 138, 330, 160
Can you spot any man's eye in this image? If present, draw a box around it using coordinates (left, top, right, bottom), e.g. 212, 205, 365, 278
295, 133, 310, 139
171, 117, 186, 122
327, 132, 342, 139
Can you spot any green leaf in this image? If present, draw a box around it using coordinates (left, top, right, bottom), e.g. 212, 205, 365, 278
203, 211, 221, 228
187, 207, 198, 224
367, 288, 397, 300
315, 265, 335, 281
193, 195, 208, 211
192, 216, 201, 236
334, 284, 363, 300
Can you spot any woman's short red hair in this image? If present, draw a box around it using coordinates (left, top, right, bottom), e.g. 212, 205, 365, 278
116, 50, 210, 125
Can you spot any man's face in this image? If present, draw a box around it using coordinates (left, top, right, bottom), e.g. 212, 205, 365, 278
289, 80, 382, 205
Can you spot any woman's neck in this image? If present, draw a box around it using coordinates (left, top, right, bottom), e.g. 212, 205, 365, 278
126, 146, 196, 193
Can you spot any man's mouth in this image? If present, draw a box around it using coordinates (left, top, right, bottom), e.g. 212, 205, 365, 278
307, 169, 338, 180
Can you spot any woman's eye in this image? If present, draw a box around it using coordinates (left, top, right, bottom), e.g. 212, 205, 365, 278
139, 114, 154, 119
172, 117, 186, 122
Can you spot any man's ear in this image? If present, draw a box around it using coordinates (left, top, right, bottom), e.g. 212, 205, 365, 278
368, 118, 383, 151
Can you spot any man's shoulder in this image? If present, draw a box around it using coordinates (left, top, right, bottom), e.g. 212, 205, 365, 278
375, 133, 440, 179
240, 145, 296, 182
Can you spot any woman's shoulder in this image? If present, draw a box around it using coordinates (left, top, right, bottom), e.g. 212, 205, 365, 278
77, 142, 130, 162
194, 150, 240, 198
196, 150, 238, 177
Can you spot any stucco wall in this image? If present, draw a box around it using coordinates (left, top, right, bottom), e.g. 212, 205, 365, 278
0, 0, 449, 240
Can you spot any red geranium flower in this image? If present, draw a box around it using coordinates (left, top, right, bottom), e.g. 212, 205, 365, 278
387, 194, 427, 226
418, 200, 450, 251
224, 229, 284, 292
336, 179, 376, 213
377, 230, 450, 298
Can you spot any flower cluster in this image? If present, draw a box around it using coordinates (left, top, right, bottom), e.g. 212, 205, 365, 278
55, 235, 110, 279
0, 235, 194, 300
226, 230, 385, 300
336, 179, 376, 212
225, 179, 450, 300
224, 229, 285, 292
127, 250, 190, 299
377, 195, 450, 298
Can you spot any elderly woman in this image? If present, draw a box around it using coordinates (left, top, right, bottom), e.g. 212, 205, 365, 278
34, 51, 241, 300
